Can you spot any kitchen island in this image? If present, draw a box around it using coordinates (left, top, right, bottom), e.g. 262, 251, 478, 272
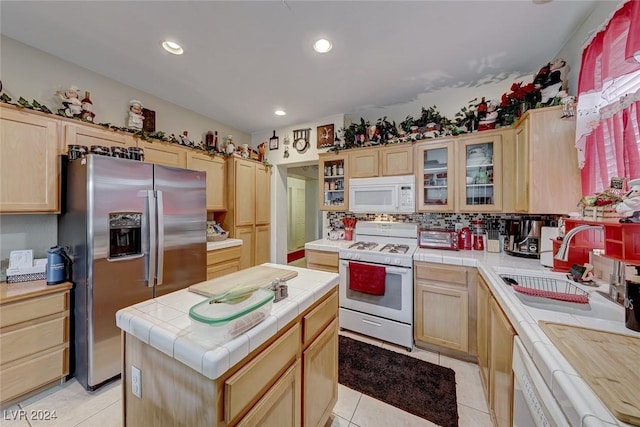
116, 263, 339, 427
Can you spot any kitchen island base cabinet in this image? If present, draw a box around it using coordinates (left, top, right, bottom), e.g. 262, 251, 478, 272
122, 287, 338, 427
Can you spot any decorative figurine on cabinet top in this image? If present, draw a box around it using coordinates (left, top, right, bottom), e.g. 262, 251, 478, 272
56, 85, 83, 118
534, 58, 569, 105
80, 91, 95, 122
225, 135, 235, 155
128, 100, 145, 130
180, 130, 193, 147
258, 142, 267, 161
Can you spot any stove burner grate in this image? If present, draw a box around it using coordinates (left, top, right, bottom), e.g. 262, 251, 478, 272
379, 244, 410, 254
348, 241, 379, 251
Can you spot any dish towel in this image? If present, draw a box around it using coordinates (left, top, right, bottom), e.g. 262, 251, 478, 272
349, 262, 386, 296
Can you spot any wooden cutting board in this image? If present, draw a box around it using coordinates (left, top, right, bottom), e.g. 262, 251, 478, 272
539, 321, 640, 425
189, 265, 298, 298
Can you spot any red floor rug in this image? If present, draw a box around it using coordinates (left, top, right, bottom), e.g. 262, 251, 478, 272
339, 336, 459, 426
287, 248, 305, 263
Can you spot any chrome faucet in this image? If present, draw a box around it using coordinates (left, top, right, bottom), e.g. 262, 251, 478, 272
554, 224, 604, 262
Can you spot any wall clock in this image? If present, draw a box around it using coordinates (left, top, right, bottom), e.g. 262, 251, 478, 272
317, 124, 334, 148
292, 128, 311, 153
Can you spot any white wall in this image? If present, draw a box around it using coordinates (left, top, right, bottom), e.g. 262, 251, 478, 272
1, 36, 250, 146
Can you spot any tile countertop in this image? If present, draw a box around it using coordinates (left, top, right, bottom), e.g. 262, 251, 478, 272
415, 248, 639, 427
304, 238, 355, 252
207, 238, 242, 251
115, 263, 338, 381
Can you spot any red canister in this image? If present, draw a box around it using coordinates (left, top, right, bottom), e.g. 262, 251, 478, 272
458, 227, 472, 250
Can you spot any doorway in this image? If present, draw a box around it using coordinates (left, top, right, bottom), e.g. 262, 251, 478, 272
286, 164, 320, 266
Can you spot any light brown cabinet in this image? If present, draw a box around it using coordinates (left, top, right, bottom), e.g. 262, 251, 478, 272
0, 105, 61, 213
0, 282, 72, 404
318, 153, 348, 211
415, 139, 456, 212
414, 262, 476, 355
140, 140, 186, 168
186, 151, 226, 211
489, 297, 515, 427
349, 149, 379, 178
477, 274, 515, 427
223, 157, 271, 268
63, 121, 136, 153
476, 276, 491, 393
379, 143, 414, 176
508, 105, 581, 214
305, 249, 339, 273
457, 132, 505, 212
122, 287, 338, 427
206, 246, 242, 280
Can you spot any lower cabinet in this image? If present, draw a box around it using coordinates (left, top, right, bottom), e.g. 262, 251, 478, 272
414, 262, 477, 356
306, 249, 339, 273
237, 360, 301, 427
489, 297, 515, 427
206, 246, 242, 280
477, 274, 515, 427
0, 283, 72, 404
122, 288, 338, 427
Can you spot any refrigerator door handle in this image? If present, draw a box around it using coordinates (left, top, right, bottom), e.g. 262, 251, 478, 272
147, 190, 157, 288
156, 190, 165, 286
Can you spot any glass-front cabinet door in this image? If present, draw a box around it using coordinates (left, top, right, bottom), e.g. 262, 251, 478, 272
458, 134, 503, 212
318, 153, 348, 211
416, 140, 455, 212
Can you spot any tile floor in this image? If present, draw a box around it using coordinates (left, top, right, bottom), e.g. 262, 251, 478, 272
1, 329, 493, 427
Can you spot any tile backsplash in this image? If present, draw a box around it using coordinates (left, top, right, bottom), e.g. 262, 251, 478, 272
327, 211, 560, 234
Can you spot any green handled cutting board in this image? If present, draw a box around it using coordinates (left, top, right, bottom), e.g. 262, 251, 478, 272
189, 265, 298, 298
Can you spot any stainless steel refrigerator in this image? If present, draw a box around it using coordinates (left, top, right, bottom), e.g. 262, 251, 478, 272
59, 154, 206, 391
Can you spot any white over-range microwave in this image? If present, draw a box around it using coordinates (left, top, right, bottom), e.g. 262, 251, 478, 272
349, 175, 415, 214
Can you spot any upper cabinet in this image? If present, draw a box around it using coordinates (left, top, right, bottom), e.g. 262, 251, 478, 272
63, 122, 136, 154
416, 139, 456, 212
139, 140, 186, 168
319, 153, 348, 212
457, 133, 504, 212
186, 152, 226, 211
380, 144, 413, 176
349, 144, 414, 178
349, 149, 379, 178
0, 105, 61, 213
507, 106, 581, 214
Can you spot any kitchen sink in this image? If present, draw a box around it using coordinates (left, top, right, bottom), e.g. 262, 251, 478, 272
499, 273, 625, 322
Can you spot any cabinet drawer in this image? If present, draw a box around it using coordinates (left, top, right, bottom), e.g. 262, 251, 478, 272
1, 316, 67, 364
0, 347, 68, 403
415, 263, 467, 286
224, 324, 300, 424
306, 250, 338, 270
206, 262, 240, 280
0, 292, 68, 328
207, 246, 242, 265
303, 291, 338, 345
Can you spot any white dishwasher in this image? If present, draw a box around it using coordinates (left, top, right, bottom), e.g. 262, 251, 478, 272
512, 336, 570, 426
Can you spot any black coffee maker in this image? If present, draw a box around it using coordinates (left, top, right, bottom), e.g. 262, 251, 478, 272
504, 219, 543, 259
625, 264, 640, 332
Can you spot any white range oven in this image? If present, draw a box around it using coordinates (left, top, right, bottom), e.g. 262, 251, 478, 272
338, 221, 417, 350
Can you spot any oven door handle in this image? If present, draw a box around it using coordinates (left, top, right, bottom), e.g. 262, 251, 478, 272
340, 261, 409, 275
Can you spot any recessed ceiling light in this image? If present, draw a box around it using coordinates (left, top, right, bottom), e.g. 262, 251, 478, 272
162, 40, 184, 55
275, 110, 287, 116
313, 38, 333, 53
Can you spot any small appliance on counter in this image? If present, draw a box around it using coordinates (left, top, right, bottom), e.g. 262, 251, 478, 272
46, 246, 72, 285
625, 264, 640, 332
504, 219, 544, 259
418, 229, 458, 250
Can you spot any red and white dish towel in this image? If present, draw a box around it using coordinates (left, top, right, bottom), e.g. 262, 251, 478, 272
349, 262, 386, 296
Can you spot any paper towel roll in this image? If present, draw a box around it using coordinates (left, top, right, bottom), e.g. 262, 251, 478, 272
540, 226, 559, 267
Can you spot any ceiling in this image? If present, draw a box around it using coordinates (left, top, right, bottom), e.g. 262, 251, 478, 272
1, 1, 598, 134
